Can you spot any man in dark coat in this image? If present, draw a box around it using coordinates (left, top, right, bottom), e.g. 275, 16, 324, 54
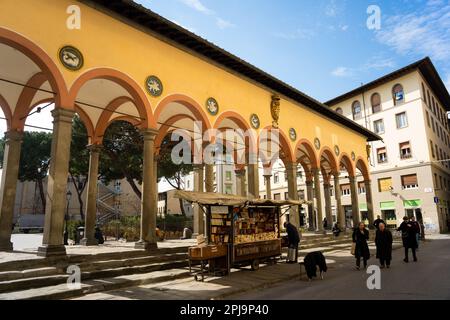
373, 215, 385, 230
284, 222, 300, 263
397, 216, 418, 262
375, 222, 393, 268
352, 222, 370, 270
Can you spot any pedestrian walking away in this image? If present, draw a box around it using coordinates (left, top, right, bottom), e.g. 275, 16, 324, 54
397, 216, 418, 263
284, 221, 300, 263
323, 217, 328, 230
373, 215, 385, 230
352, 222, 370, 270
375, 222, 393, 268
410, 216, 421, 250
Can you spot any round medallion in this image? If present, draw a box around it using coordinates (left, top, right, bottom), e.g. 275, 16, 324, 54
250, 114, 260, 129
351, 151, 356, 161
289, 128, 297, 141
206, 97, 219, 116
145, 76, 163, 97
59, 46, 84, 71
314, 138, 321, 150
334, 145, 340, 156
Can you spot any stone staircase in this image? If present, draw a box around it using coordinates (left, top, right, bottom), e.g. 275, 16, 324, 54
0, 247, 190, 300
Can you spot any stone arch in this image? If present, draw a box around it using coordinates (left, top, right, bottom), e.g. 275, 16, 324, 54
355, 157, 370, 180
318, 146, 339, 175
295, 139, 319, 170
259, 126, 295, 166
338, 153, 355, 177
0, 27, 69, 107
0, 94, 12, 130
69, 68, 155, 129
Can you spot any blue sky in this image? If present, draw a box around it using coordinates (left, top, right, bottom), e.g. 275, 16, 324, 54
135, 0, 450, 102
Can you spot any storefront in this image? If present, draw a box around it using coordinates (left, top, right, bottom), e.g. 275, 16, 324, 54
380, 201, 397, 228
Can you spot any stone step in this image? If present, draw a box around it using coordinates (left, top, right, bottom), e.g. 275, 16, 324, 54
0, 268, 191, 300
0, 258, 188, 294
0, 266, 61, 282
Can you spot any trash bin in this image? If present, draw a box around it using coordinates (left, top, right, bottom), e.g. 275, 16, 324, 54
76, 226, 85, 244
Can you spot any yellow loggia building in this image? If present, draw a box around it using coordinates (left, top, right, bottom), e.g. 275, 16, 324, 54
0, 0, 379, 256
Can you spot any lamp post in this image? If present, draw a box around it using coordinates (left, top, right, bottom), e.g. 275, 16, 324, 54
64, 189, 72, 245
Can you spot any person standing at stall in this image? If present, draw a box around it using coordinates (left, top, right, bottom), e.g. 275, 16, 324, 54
375, 222, 393, 269
352, 222, 370, 270
284, 222, 300, 263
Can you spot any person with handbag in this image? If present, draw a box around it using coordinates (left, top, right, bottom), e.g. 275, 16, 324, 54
375, 222, 393, 268
352, 222, 370, 270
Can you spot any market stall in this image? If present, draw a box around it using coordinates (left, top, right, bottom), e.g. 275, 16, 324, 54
175, 191, 308, 281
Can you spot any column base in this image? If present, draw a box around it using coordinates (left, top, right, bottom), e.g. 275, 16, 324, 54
134, 241, 158, 251
80, 238, 98, 246
37, 245, 67, 257
0, 240, 13, 252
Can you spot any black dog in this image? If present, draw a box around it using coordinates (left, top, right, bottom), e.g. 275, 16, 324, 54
303, 251, 327, 280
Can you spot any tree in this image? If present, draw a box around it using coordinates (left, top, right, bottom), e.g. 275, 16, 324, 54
157, 134, 193, 216
18, 131, 52, 214
100, 121, 144, 199
69, 115, 90, 220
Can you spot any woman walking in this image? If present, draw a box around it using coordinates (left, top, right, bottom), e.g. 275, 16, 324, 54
352, 222, 370, 270
375, 222, 393, 268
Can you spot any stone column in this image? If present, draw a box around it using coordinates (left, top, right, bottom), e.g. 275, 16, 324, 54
205, 164, 215, 193
235, 168, 247, 197
38, 108, 75, 257
286, 162, 299, 227
313, 168, 324, 232
0, 130, 24, 251
81, 144, 102, 246
306, 179, 315, 231
135, 129, 158, 251
247, 162, 260, 198
349, 176, 360, 228
334, 173, 345, 230
264, 174, 272, 200
323, 180, 333, 230
365, 180, 375, 228
193, 164, 205, 235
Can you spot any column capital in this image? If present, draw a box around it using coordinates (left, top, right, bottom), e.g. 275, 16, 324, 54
285, 162, 298, 171
140, 128, 158, 140
263, 174, 273, 178
87, 144, 103, 153
348, 175, 357, 183
4, 130, 24, 142
333, 171, 341, 179
51, 108, 75, 124
235, 168, 246, 176
323, 182, 331, 187
193, 163, 205, 171
305, 180, 314, 186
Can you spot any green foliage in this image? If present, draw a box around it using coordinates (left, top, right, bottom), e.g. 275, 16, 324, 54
66, 220, 84, 241
18, 131, 52, 182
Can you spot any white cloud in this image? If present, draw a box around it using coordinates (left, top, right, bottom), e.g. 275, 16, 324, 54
216, 18, 235, 30
272, 28, 316, 40
331, 67, 352, 77
179, 0, 214, 15
363, 58, 396, 70
340, 25, 349, 31
325, 0, 338, 17
375, 4, 450, 62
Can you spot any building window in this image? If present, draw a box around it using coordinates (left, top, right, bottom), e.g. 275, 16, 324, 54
298, 190, 305, 200
225, 171, 232, 181
352, 101, 362, 120
432, 97, 436, 114
371, 93, 382, 114
225, 185, 232, 194
401, 174, 418, 190
430, 140, 435, 158
396, 112, 408, 129
373, 119, 385, 134
436, 145, 440, 160
274, 173, 279, 184
274, 193, 281, 200
393, 84, 404, 105
434, 173, 439, 189
358, 182, 366, 194
377, 147, 388, 163
427, 90, 431, 109
336, 107, 343, 115
341, 184, 351, 196
422, 83, 426, 104
378, 177, 393, 192
426, 111, 430, 127
399, 142, 412, 159
284, 192, 289, 200
296, 171, 303, 179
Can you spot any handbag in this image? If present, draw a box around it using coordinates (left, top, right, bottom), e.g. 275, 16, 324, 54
351, 243, 356, 256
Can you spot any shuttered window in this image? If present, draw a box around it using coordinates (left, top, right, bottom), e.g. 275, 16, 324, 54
401, 174, 418, 189
378, 178, 392, 192
358, 182, 366, 194
377, 147, 387, 163
371, 93, 381, 113
341, 184, 351, 196
400, 142, 412, 159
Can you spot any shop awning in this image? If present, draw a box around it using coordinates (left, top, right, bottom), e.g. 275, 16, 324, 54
174, 190, 311, 207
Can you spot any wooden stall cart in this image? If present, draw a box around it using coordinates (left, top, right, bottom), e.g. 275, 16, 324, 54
175, 191, 308, 280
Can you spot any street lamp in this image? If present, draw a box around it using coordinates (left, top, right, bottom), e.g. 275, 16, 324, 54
64, 189, 72, 245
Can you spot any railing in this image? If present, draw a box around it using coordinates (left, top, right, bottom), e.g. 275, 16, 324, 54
96, 181, 122, 227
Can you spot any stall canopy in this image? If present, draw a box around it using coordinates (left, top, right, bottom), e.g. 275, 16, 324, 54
174, 190, 311, 207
